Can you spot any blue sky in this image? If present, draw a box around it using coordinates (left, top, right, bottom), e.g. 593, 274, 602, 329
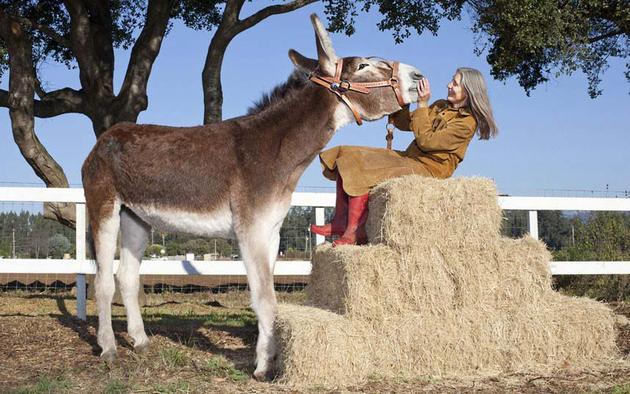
1, 2, 629, 196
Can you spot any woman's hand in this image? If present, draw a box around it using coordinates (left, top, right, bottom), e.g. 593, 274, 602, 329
417, 78, 431, 108
387, 105, 411, 130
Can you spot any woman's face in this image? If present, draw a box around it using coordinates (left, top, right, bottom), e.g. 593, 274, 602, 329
447, 72, 467, 107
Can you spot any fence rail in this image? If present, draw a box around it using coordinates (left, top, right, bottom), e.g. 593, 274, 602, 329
1, 187, 629, 320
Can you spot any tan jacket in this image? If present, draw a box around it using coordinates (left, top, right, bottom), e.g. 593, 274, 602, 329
319, 100, 477, 196
391, 99, 477, 179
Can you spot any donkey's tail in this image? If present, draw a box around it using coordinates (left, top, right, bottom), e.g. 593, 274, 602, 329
86, 224, 96, 262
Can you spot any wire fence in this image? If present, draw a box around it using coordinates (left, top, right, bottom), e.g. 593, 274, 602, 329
537, 188, 630, 198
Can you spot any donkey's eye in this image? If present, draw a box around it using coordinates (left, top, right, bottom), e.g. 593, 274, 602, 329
358, 63, 369, 70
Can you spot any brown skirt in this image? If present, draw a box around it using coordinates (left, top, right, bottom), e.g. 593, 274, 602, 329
319, 145, 433, 196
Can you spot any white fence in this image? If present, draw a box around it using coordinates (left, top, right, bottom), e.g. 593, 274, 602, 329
1, 187, 629, 321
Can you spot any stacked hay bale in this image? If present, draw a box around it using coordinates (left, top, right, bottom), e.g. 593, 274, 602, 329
275, 176, 620, 386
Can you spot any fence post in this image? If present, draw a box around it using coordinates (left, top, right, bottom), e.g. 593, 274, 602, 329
75, 202, 87, 321
528, 210, 539, 240
315, 207, 325, 245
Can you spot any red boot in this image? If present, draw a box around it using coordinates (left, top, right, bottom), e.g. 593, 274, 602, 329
311, 175, 348, 237
332, 193, 369, 247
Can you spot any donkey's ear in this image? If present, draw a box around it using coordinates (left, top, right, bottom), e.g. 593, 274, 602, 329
289, 49, 318, 73
310, 13, 337, 76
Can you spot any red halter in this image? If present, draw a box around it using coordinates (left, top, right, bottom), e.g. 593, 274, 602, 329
308, 59, 406, 126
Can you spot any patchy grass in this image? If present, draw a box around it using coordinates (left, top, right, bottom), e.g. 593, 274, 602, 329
102, 378, 129, 394
150, 380, 191, 393
611, 383, 630, 394
367, 372, 384, 382
204, 355, 249, 382
142, 311, 256, 329
202, 311, 256, 327
11, 375, 71, 394
1, 291, 629, 393
159, 348, 190, 369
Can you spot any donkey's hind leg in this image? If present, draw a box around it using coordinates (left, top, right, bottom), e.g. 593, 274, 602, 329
118, 208, 151, 352
92, 199, 122, 362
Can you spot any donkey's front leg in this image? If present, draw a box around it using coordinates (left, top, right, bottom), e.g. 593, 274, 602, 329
238, 227, 280, 380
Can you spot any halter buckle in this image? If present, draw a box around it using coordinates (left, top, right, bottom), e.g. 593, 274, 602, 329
331, 80, 351, 92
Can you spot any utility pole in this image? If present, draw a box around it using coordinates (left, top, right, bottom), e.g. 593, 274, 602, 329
11, 228, 16, 258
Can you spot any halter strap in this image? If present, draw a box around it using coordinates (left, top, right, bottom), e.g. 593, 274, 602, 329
308, 58, 406, 125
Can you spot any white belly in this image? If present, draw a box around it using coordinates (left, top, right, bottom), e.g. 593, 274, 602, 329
125, 202, 234, 238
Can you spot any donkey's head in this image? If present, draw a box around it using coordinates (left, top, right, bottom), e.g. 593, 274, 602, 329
289, 14, 423, 125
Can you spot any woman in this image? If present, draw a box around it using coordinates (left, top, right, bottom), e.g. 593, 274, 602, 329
311, 67, 498, 246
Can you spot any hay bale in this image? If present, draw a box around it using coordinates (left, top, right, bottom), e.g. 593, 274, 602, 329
490, 236, 553, 304
306, 243, 457, 318
306, 244, 411, 318
276, 176, 623, 387
366, 176, 502, 250
489, 293, 619, 372
275, 304, 373, 386
307, 236, 552, 318
425, 235, 553, 308
276, 294, 618, 386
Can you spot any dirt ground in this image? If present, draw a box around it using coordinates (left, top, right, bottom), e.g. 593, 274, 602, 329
0, 291, 629, 394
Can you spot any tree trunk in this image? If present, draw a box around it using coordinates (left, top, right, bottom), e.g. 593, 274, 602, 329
0, 12, 75, 227
89, 105, 119, 137
1, 1, 173, 228
201, 0, 317, 124
202, 32, 232, 124
90, 0, 174, 136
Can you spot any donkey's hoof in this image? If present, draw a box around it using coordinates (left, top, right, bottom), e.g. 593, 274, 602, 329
253, 370, 269, 382
134, 340, 150, 354
253, 367, 276, 382
101, 349, 118, 363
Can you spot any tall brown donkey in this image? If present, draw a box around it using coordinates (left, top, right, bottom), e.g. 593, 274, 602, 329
82, 14, 422, 379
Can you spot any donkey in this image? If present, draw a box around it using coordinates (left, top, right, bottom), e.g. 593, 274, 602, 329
81, 13, 422, 379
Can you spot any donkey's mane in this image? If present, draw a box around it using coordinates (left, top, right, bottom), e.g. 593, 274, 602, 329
247, 69, 309, 115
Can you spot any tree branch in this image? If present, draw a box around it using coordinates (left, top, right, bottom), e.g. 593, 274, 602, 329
10, 14, 71, 47
34, 75, 46, 99
465, 0, 485, 15
64, 0, 114, 98
64, 0, 91, 54
224, 0, 246, 28
201, 0, 316, 123
35, 87, 85, 117
64, 0, 98, 84
200, 0, 245, 123
117, 0, 175, 119
588, 29, 623, 43
236, 0, 318, 33
1, 86, 85, 117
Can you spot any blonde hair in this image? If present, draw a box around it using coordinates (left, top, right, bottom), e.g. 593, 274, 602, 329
457, 67, 498, 139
